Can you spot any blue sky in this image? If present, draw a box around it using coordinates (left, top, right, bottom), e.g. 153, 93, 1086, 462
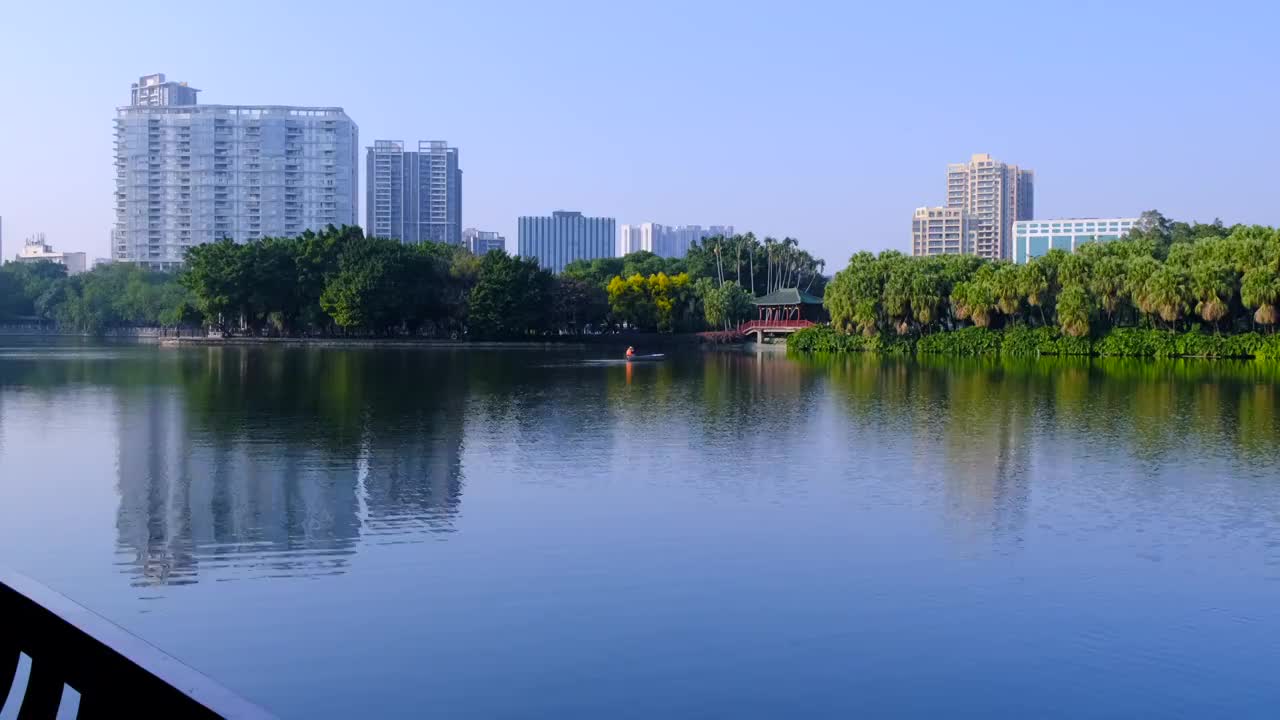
1, 0, 1276, 267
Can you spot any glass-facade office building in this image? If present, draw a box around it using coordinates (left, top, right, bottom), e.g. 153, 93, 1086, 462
518, 211, 615, 273
1013, 217, 1138, 264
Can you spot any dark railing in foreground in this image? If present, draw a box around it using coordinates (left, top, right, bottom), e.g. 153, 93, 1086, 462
1, 572, 274, 719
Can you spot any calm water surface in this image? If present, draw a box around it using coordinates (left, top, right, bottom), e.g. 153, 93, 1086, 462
1, 339, 1278, 718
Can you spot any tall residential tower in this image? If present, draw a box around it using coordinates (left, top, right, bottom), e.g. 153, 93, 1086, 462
945, 153, 1033, 260
113, 73, 358, 269
130, 73, 200, 107
365, 140, 462, 245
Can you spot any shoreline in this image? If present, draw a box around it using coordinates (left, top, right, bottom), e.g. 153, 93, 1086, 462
786, 325, 1280, 361
156, 334, 717, 350
0, 329, 773, 351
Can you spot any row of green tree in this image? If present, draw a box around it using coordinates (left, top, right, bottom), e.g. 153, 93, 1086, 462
0, 261, 194, 331
0, 226, 826, 338
824, 211, 1280, 340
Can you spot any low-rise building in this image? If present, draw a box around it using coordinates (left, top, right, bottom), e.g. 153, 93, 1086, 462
462, 228, 506, 255
1012, 217, 1138, 264
16, 234, 87, 274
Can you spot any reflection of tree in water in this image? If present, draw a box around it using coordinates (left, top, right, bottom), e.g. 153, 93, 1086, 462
813, 353, 1280, 540
809, 354, 1032, 538
688, 350, 824, 445
43, 344, 1280, 586
114, 346, 470, 587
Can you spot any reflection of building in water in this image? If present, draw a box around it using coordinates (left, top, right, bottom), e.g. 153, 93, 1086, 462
937, 370, 1033, 540
185, 441, 361, 571
360, 413, 466, 537
114, 373, 471, 587
115, 388, 199, 586
114, 387, 362, 587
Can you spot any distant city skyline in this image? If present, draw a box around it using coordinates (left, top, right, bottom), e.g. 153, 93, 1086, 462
618, 223, 734, 259
1, 3, 1277, 269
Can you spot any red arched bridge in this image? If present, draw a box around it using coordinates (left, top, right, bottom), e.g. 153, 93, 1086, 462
737, 318, 815, 341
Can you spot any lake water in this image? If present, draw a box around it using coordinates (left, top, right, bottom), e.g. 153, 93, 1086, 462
1, 339, 1278, 718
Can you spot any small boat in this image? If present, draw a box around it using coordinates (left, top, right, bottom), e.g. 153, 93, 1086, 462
626, 353, 666, 361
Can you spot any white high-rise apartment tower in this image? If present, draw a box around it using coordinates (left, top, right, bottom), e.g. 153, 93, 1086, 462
113, 73, 358, 269
618, 223, 734, 258
946, 153, 1033, 260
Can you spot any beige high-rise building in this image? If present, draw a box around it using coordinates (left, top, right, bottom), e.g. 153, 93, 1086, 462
946, 153, 1033, 260
912, 207, 971, 256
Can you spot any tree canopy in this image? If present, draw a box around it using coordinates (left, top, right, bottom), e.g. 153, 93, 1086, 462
0, 225, 827, 338
823, 211, 1280, 339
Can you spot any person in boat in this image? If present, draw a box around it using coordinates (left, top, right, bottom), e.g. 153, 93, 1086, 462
625, 346, 636, 359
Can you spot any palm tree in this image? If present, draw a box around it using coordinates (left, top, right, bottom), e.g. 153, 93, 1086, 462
762, 237, 776, 294
953, 279, 996, 328
779, 237, 800, 290
1125, 255, 1161, 319
882, 268, 914, 334
1241, 266, 1280, 329
710, 236, 725, 286
910, 271, 944, 329
1189, 261, 1236, 329
853, 298, 879, 336
805, 258, 826, 293
1142, 267, 1190, 328
1088, 256, 1126, 325
831, 251, 882, 336
1019, 262, 1050, 326
990, 264, 1023, 320
1058, 253, 1092, 288
733, 234, 743, 285
1056, 284, 1092, 337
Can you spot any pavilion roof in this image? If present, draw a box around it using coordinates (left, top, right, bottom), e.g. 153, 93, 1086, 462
751, 287, 824, 306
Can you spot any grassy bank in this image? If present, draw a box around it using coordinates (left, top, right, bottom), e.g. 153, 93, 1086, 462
787, 325, 1280, 359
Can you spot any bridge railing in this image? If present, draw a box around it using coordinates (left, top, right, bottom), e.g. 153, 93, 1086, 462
738, 319, 816, 333
1, 571, 274, 719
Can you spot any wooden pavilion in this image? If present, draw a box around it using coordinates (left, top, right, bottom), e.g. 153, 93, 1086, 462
739, 288, 826, 341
